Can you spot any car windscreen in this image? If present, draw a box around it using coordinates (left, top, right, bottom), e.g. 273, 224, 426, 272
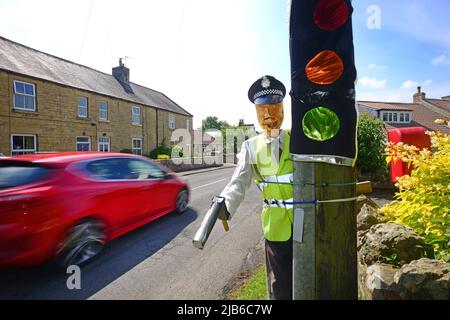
0, 164, 52, 189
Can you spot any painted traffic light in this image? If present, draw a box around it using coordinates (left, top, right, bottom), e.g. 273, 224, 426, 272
289, 0, 357, 166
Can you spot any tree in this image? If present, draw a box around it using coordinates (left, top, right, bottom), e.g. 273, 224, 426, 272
201, 116, 229, 131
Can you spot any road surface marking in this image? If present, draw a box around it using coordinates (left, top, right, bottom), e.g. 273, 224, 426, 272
191, 178, 227, 191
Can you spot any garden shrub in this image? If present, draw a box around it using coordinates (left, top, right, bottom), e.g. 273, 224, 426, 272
356, 114, 388, 174
157, 154, 170, 160
149, 143, 171, 159
380, 120, 450, 262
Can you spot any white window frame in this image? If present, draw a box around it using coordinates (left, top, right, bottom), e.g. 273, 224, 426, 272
98, 136, 110, 152
132, 138, 143, 155
405, 113, 410, 122
76, 136, 91, 152
10, 134, 37, 155
13, 80, 36, 112
381, 111, 412, 124
78, 97, 88, 118
169, 114, 176, 130
132, 106, 141, 125
99, 101, 108, 121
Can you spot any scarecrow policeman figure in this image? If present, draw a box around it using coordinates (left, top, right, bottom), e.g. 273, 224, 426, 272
216, 75, 294, 300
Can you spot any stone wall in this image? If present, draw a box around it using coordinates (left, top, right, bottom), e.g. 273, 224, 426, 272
155, 156, 224, 172
357, 195, 450, 300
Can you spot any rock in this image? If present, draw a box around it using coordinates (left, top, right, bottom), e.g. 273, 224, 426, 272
358, 262, 402, 300
359, 223, 434, 266
357, 204, 388, 231
393, 258, 450, 300
356, 194, 379, 213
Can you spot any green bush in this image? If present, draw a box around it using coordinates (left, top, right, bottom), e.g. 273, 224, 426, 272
149, 143, 184, 159
157, 154, 170, 160
149, 143, 171, 159
171, 145, 184, 158
381, 123, 450, 262
357, 114, 388, 174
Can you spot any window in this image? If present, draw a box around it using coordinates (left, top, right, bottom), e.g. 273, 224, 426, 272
0, 165, 51, 189
382, 111, 412, 124
78, 97, 88, 118
132, 138, 142, 155
76, 136, 91, 151
132, 106, 141, 125
86, 158, 166, 180
127, 159, 166, 179
405, 113, 410, 122
186, 119, 190, 131
13, 81, 36, 111
169, 114, 176, 130
98, 136, 110, 152
11, 134, 37, 155
99, 101, 108, 121
86, 158, 129, 180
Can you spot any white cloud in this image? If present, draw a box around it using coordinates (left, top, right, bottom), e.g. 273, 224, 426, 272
368, 63, 387, 70
401, 80, 433, 90
358, 77, 387, 89
432, 54, 450, 66
401, 80, 419, 89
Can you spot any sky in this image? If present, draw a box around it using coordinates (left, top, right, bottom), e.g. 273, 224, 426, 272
0, 0, 449, 131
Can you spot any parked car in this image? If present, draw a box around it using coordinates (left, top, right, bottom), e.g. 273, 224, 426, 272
0, 152, 190, 268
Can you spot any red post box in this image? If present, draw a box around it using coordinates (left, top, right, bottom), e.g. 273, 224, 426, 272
387, 127, 431, 183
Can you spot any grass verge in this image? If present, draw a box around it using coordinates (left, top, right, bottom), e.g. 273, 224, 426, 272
226, 264, 267, 300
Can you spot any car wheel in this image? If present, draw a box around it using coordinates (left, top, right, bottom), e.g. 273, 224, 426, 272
175, 189, 189, 214
57, 219, 105, 268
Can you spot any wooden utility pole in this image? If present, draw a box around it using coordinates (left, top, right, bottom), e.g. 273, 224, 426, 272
289, 0, 358, 300
293, 161, 357, 299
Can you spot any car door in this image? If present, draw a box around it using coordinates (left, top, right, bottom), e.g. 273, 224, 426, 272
125, 158, 172, 219
84, 158, 147, 230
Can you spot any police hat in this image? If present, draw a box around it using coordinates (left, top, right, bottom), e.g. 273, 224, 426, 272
248, 75, 286, 105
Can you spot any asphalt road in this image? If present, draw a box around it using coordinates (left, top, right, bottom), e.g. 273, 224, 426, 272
0, 166, 264, 300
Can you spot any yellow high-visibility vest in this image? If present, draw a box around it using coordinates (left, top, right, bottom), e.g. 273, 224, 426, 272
248, 130, 294, 241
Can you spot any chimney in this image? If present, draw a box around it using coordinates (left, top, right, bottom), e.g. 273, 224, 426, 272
413, 86, 426, 103
442, 95, 450, 101
112, 58, 133, 93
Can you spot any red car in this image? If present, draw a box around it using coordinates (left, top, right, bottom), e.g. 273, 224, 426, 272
0, 152, 190, 268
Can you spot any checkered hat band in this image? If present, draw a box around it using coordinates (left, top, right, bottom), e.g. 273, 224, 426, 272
253, 89, 283, 100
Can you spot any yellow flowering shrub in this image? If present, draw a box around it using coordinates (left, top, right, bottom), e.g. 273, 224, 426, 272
157, 154, 170, 160
381, 120, 450, 262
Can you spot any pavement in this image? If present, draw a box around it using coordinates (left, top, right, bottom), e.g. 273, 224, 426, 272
177, 163, 237, 176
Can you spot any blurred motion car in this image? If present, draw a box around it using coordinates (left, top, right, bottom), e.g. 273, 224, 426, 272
0, 152, 190, 268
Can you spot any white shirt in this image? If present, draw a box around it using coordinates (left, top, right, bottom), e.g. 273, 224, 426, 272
219, 130, 285, 216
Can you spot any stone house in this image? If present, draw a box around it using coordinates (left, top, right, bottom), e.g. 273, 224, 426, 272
0, 36, 193, 156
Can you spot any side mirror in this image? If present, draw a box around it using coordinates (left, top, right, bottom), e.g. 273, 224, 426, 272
165, 172, 175, 179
